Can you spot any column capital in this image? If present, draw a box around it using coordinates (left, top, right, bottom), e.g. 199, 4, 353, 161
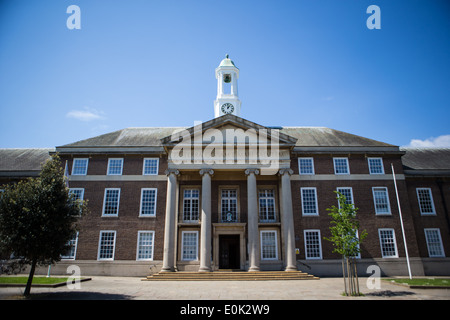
199, 168, 214, 176
278, 168, 293, 176
165, 169, 180, 176
245, 168, 260, 176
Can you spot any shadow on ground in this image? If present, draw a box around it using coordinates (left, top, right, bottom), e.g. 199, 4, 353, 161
26, 291, 133, 300
365, 290, 416, 297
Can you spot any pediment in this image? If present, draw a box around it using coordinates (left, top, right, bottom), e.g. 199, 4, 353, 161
160, 114, 297, 147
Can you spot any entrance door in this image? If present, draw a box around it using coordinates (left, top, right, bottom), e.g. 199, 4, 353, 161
219, 235, 240, 269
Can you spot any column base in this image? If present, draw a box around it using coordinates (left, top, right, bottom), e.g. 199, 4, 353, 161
160, 267, 175, 273
285, 266, 298, 272
248, 266, 260, 272
198, 267, 212, 272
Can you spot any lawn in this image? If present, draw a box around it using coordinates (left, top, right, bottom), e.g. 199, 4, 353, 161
386, 278, 450, 287
0, 276, 72, 285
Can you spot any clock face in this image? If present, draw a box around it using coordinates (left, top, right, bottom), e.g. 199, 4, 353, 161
221, 103, 234, 114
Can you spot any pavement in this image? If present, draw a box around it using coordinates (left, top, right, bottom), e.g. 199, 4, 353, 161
0, 276, 449, 300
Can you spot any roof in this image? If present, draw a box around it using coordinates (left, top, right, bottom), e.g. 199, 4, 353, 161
400, 148, 450, 176
56, 120, 396, 153
218, 54, 238, 69
0, 148, 52, 176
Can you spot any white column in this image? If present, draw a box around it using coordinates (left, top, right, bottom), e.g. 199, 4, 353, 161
161, 169, 179, 272
199, 169, 213, 272
246, 168, 260, 272
279, 168, 297, 271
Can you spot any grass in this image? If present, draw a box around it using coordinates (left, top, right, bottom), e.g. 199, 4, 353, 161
0, 276, 72, 285
386, 278, 450, 287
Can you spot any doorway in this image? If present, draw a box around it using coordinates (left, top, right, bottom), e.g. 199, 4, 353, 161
219, 235, 240, 269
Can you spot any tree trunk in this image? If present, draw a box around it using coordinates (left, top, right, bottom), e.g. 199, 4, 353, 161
341, 257, 347, 296
24, 259, 37, 297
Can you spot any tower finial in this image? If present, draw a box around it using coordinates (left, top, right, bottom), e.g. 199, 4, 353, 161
226, 54, 229, 59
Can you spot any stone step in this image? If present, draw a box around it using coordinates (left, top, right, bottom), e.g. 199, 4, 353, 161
144, 271, 319, 281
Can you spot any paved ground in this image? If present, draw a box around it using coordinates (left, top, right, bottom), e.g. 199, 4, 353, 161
0, 276, 449, 300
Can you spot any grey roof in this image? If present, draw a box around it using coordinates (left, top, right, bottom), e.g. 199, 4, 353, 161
279, 127, 395, 148
400, 148, 450, 172
58, 125, 394, 150
0, 148, 52, 174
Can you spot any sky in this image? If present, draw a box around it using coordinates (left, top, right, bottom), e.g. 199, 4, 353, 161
0, 0, 449, 149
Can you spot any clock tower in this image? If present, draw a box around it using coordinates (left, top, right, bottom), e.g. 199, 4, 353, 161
214, 54, 241, 118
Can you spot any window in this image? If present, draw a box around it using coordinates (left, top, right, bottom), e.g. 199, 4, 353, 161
304, 230, 322, 259
378, 229, 398, 258
372, 187, 391, 215
333, 157, 349, 175
72, 158, 88, 175
181, 231, 198, 261
69, 188, 84, 215
301, 187, 318, 216
143, 158, 159, 175
298, 158, 315, 175
107, 158, 123, 175
424, 229, 445, 257
140, 188, 157, 217
61, 232, 79, 260
183, 189, 200, 222
137, 231, 155, 260
102, 188, 120, 216
259, 189, 276, 222
98, 231, 116, 260
261, 230, 278, 260
368, 158, 384, 174
336, 187, 354, 207
221, 189, 238, 222
416, 188, 436, 215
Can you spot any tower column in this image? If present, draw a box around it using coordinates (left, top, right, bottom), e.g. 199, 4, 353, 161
246, 168, 260, 272
279, 168, 297, 271
161, 169, 179, 272
199, 169, 213, 272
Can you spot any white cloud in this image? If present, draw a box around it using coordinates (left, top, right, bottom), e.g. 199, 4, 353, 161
66, 107, 105, 122
404, 134, 450, 148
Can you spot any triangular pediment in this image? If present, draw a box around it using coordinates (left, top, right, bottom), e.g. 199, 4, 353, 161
160, 114, 297, 147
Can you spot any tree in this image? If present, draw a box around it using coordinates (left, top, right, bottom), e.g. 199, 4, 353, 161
0, 154, 87, 296
324, 191, 367, 296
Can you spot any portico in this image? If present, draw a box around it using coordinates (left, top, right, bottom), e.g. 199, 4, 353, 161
159, 114, 299, 272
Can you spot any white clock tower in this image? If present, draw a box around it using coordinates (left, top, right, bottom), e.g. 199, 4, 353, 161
214, 54, 241, 118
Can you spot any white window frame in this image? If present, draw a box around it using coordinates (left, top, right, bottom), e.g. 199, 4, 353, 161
72, 158, 89, 175
336, 187, 354, 208
182, 188, 200, 222
372, 187, 391, 215
61, 232, 79, 260
136, 231, 155, 261
102, 188, 121, 217
304, 230, 323, 260
260, 230, 278, 260
378, 228, 398, 258
333, 157, 350, 175
181, 231, 198, 261
107, 158, 124, 175
69, 188, 85, 216
368, 157, 385, 174
142, 158, 159, 175
424, 228, 445, 258
416, 188, 436, 215
258, 188, 277, 222
301, 187, 319, 216
139, 188, 157, 217
220, 188, 238, 222
97, 230, 116, 261
298, 157, 315, 175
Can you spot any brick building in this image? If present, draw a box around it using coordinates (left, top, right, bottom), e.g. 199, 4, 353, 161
0, 56, 449, 277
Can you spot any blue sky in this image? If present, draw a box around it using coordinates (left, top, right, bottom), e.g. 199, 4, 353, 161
0, 0, 449, 148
